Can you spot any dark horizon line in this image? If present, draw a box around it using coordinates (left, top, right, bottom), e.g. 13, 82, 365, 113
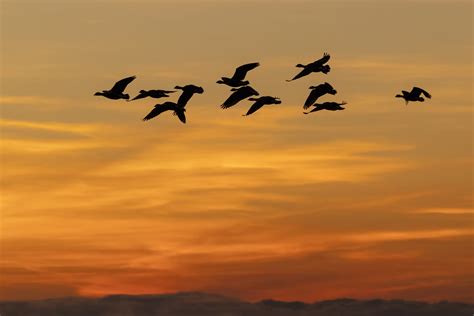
1, 290, 472, 305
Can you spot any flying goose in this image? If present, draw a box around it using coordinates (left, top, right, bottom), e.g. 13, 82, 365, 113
221, 86, 259, 109
217, 62, 260, 87
175, 84, 204, 107
94, 76, 136, 100
304, 101, 347, 114
396, 87, 431, 105
142, 101, 186, 124
243, 96, 281, 116
129, 89, 175, 101
303, 82, 337, 109
287, 53, 331, 82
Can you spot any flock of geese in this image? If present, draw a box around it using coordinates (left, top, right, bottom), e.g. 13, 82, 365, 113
94, 53, 432, 124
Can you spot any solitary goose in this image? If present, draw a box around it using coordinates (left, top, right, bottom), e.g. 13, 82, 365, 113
304, 101, 347, 114
129, 89, 175, 101
142, 101, 186, 124
396, 87, 431, 105
175, 84, 204, 107
303, 82, 337, 109
217, 62, 260, 87
94, 76, 136, 100
243, 96, 281, 116
221, 86, 259, 109
287, 53, 331, 82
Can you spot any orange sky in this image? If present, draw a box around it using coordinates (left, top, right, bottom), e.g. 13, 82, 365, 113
0, 0, 473, 303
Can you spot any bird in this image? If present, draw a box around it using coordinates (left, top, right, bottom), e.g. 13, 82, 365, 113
304, 101, 347, 114
129, 89, 175, 101
303, 82, 337, 109
396, 87, 431, 105
175, 84, 204, 107
142, 101, 186, 124
243, 96, 281, 116
287, 53, 331, 82
217, 62, 260, 87
94, 76, 136, 100
221, 86, 259, 109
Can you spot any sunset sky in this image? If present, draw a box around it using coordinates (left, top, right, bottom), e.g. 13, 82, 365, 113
1, 0, 473, 303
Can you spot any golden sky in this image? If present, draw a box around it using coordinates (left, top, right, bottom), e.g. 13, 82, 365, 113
1, 0, 473, 303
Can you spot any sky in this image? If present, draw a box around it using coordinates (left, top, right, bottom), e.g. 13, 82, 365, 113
0, 0, 473, 303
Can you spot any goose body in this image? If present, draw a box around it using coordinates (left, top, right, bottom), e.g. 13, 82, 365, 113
221, 86, 259, 109
303, 82, 337, 109
130, 89, 175, 101
175, 84, 204, 107
243, 96, 281, 116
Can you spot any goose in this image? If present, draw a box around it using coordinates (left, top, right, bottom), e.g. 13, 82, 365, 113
142, 101, 186, 124
304, 101, 347, 114
217, 62, 260, 87
396, 87, 431, 105
243, 96, 281, 116
221, 86, 259, 109
303, 82, 337, 109
94, 76, 136, 100
175, 84, 204, 107
287, 53, 331, 82
129, 89, 175, 101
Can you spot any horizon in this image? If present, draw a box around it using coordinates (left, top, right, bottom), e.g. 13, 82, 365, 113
1, 0, 473, 306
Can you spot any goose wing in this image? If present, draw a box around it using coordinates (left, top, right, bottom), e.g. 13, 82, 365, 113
411, 87, 431, 99
142, 102, 176, 121
221, 86, 259, 109
312, 53, 331, 67
130, 90, 149, 101
231, 62, 260, 81
175, 109, 186, 124
287, 67, 312, 82
110, 76, 136, 94
304, 88, 322, 109
244, 99, 265, 116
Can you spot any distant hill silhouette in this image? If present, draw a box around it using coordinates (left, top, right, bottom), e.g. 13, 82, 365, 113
0, 292, 472, 316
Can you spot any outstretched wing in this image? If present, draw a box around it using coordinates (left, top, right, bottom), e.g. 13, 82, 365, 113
313, 53, 330, 67
110, 76, 136, 94
175, 109, 186, 124
142, 103, 175, 121
231, 62, 260, 81
287, 68, 312, 82
411, 87, 431, 99
221, 86, 258, 109
304, 89, 322, 109
130, 90, 148, 101
243, 99, 265, 116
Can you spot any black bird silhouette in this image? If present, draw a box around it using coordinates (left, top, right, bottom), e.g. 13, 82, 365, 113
396, 87, 432, 105
142, 101, 186, 124
221, 86, 259, 109
175, 84, 204, 107
304, 101, 347, 114
94, 76, 136, 100
217, 62, 260, 87
287, 53, 331, 82
303, 82, 337, 109
129, 89, 175, 101
243, 96, 281, 116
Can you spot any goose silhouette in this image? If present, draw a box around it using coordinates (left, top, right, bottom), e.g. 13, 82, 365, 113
304, 101, 347, 114
287, 53, 331, 82
142, 101, 186, 124
243, 96, 281, 116
175, 84, 204, 107
94, 76, 136, 100
217, 62, 260, 87
396, 87, 431, 105
129, 89, 175, 101
221, 86, 259, 109
303, 82, 337, 109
